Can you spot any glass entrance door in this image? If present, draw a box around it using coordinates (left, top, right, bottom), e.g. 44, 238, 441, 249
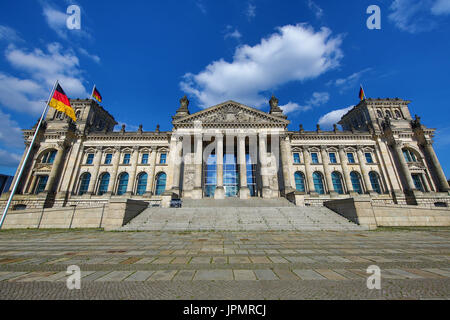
224, 153, 239, 197
204, 154, 217, 197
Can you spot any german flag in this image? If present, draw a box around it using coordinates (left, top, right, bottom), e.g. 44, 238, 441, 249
92, 86, 102, 103
48, 83, 77, 122
359, 86, 366, 101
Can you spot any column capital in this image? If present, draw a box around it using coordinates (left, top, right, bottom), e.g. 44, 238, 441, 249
132, 146, 140, 152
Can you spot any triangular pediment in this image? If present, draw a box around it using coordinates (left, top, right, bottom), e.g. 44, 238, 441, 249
173, 100, 289, 127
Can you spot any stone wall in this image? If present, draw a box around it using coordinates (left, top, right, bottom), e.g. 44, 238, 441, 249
324, 197, 378, 230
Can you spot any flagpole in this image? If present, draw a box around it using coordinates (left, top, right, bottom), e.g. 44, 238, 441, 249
0, 80, 59, 229
90, 84, 96, 100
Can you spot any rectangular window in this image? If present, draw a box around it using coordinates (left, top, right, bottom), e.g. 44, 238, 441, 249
160, 153, 167, 164
347, 153, 355, 164
141, 153, 149, 164
365, 153, 374, 164
412, 174, 425, 192
86, 153, 94, 165
329, 152, 337, 164
293, 153, 301, 164
311, 153, 319, 164
123, 153, 131, 164
104, 154, 112, 164
35, 176, 48, 194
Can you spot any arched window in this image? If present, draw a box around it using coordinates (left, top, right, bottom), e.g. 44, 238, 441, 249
385, 110, 392, 118
35, 175, 48, 194
402, 148, 417, 163
78, 173, 91, 195
313, 172, 325, 195
331, 172, 344, 194
41, 150, 57, 164
97, 173, 110, 195
155, 172, 167, 195
394, 110, 402, 119
369, 171, 382, 194
136, 172, 148, 196
377, 110, 383, 118
294, 172, 306, 192
116, 173, 129, 196
350, 171, 363, 194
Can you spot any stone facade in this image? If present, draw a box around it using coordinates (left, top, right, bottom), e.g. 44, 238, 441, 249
1, 96, 449, 211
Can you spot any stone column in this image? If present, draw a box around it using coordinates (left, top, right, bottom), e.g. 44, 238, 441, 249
338, 146, 353, 193
422, 141, 449, 192
44, 145, 65, 194
108, 147, 121, 194
87, 147, 103, 195
320, 146, 334, 195
392, 142, 416, 191
170, 137, 183, 196
302, 147, 314, 194
357, 147, 374, 193
126, 146, 140, 195
144, 146, 158, 197
280, 135, 294, 194
192, 133, 203, 199
259, 133, 272, 198
238, 135, 250, 199
214, 134, 225, 199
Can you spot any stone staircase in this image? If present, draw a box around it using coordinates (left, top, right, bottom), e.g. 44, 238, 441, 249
120, 199, 367, 231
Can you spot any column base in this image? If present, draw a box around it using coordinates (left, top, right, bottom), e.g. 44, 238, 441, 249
239, 187, 250, 200
262, 187, 273, 199
143, 191, 153, 199
214, 186, 225, 199
191, 187, 203, 200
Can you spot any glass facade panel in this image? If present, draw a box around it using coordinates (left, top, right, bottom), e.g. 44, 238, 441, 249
224, 154, 239, 197
204, 154, 216, 198
246, 154, 257, 197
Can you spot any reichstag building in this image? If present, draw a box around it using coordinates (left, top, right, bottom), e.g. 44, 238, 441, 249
1, 95, 449, 210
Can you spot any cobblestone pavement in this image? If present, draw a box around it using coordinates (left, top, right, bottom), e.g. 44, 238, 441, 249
0, 228, 449, 299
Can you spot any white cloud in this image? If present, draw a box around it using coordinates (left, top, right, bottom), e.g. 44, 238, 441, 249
388, 0, 450, 33
196, 1, 207, 14
307, 0, 324, 19
280, 92, 329, 115
0, 109, 24, 149
78, 48, 100, 64
0, 149, 22, 168
329, 68, 371, 93
224, 26, 242, 40
246, 3, 256, 20
0, 25, 23, 43
318, 105, 354, 128
431, 0, 450, 15
0, 73, 45, 114
181, 24, 343, 108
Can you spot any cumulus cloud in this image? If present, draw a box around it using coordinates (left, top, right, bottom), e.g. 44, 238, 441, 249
307, 0, 324, 19
181, 24, 343, 108
280, 92, 330, 115
328, 68, 371, 93
224, 26, 242, 40
389, 0, 450, 33
0, 109, 24, 149
318, 105, 354, 128
78, 48, 100, 64
0, 25, 23, 43
0, 149, 22, 168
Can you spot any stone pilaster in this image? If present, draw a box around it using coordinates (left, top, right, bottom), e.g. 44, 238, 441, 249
302, 147, 314, 194
238, 135, 250, 199
320, 146, 335, 195
357, 147, 374, 194
338, 146, 354, 194
126, 146, 140, 195
87, 147, 103, 195
144, 146, 158, 197
170, 137, 183, 197
44, 145, 65, 193
191, 133, 203, 199
280, 135, 295, 195
214, 134, 225, 199
259, 133, 272, 198
422, 141, 449, 192
392, 142, 416, 191
108, 147, 121, 194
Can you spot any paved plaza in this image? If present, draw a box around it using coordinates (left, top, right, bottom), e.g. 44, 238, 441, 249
0, 228, 449, 299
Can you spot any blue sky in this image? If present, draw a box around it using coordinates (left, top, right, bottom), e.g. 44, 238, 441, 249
0, 0, 449, 176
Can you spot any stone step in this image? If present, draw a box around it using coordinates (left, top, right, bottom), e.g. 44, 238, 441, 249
181, 198, 296, 208
120, 205, 367, 231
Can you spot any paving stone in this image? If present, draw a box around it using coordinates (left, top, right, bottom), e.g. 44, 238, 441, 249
173, 270, 196, 281
273, 269, 299, 280
124, 271, 156, 282
83, 271, 112, 282
424, 268, 450, 278
194, 270, 233, 281
229, 257, 251, 264
293, 269, 327, 280
314, 269, 348, 280
171, 257, 191, 264
0, 272, 27, 281
152, 257, 175, 264
96, 271, 134, 282
212, 257, 228, 264
333, 269, 366, 280
249, 256, 272, 264
148, 270, 177, 281
254, 269, 278, 280
120, 257, 142, 265
233, 270, 257, 280
190, 257, 212, 264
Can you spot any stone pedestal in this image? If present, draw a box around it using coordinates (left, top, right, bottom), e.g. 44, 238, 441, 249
214, 186, 225, 199
239, 186, 250, 200
262, 186, 273, 199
